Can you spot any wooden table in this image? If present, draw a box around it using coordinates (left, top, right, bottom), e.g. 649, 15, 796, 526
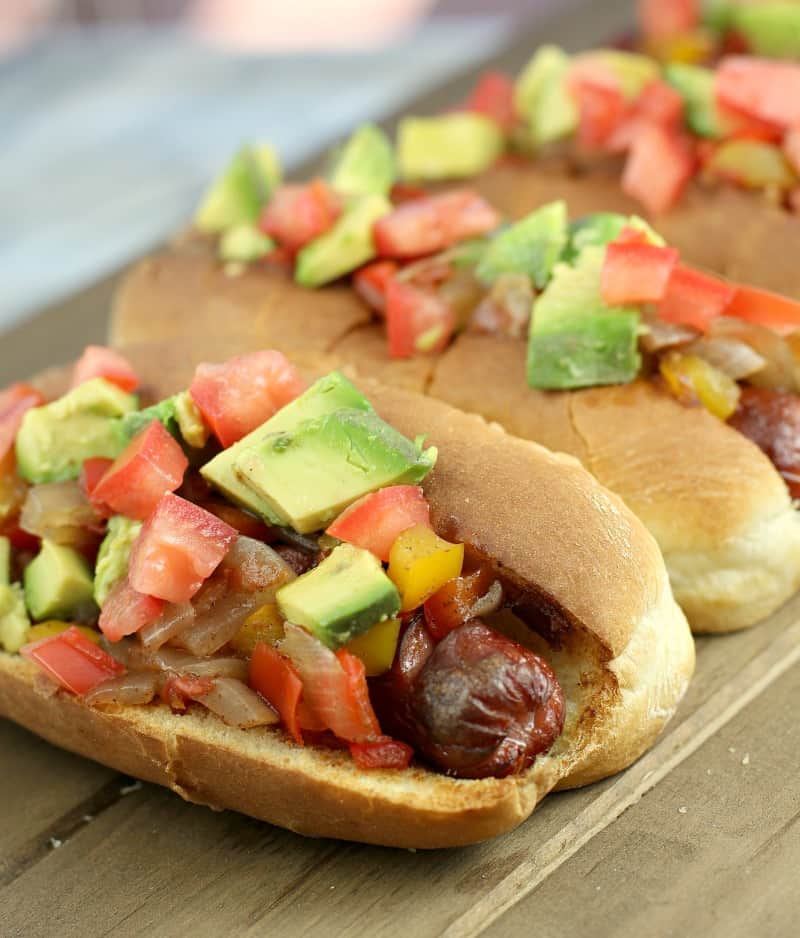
2, 3, 799, 934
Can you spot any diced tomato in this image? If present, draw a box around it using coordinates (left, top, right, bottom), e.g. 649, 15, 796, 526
569, 70, 628, 150
657, 265, 736, 332
716, 57, 800, 132
386, 279, 455, 359
389, 182, 427, 205
349, 736, 413, 770
98, 578, 164, 642
326, 485, 430, 562
464, 70, 517, 131
71, 346, 139, 393
250, 642, 304, 744
373, 190, 501, 260
91, 421, 188, 521
353, 260, 398, 316
639, 0, 699, 41
601, 242, 680, 305
189, 350, 306, 448
726, 284, 800, 336
616, 226, 649, 245
21, 626, 124, 696
280, 624, 381, 743
423, 566, 496, 643
622, 124, 695, 215
258, 180, 340, 251
80, 457, 113, 499
636, 80, 685, 129
784, 127, 800, 177
0, 384, 45, 462
161, 674, 215, 711
128, 493, 237, 603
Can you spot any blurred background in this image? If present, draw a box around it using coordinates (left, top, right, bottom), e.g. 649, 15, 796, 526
0, 0, 603, 332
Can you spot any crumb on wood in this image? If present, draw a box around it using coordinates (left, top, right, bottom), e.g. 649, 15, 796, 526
678, 806, 688, 814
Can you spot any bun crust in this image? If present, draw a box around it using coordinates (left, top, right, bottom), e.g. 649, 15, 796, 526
110, 240, 800, 632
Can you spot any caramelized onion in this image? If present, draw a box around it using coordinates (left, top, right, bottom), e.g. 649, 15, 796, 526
470, 273, 533, 339
639, 319, 699, 355
85, 672, 158, 707
686, 336, 767, 381
102, 639, 247, 680
710, 318, 799, 392
20, 481, 101, 547
176, 591, 269, 657
192, 677, 278, 728
139, 603, 195, 651
470, 580, 504, 620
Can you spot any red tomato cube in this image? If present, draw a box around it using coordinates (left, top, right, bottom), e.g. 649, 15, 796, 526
258, 179, 340, 251
352, 260, 398, 316
464, 70, 517, 131
385, 279, 455, 359
568, 66, 628, 150
98, 578, 165, 642
129, 493, 237, 603
601, 242, 680, 305
21, 626, 124, 696
373, 190, 501, 259
716, 57, 800, 131
91, 421, 188, 521
189, 350, 306, 448
250, 642, 305, 745
622, 124, 695, 215
79, 457, 114, 499
326, 485, 431, 561
349, 736, 413, 770
657, 265, 736, 332
639, 0, 699, 41
636, 80, 685, 129
726, 284, 800, 335
71, 346, 140, 393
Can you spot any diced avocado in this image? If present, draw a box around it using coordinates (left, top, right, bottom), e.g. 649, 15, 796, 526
236, 409, 437, 535
565, 212, 665, 262
15, 378, 136, 484
277, 543, 400, 648
194, 144, 281, 233
218, 224, 275, 263
294, 194, 391, 288
731, 3, 800, 58
328, 124, 395, 197
475, 200, 567, 289
201, 372, 374, 522
0, 536, 9, 586
396, 113, 504, 181
664, 63, 731, 139
0, 583, 30, 653
120, 396, 179, 441
23, 539, 96, 622
173, 391, 210, 449
573, 50, 659, 100
527, 246, 641, 389
93, 516, 142, 607
514, 45, 578, 147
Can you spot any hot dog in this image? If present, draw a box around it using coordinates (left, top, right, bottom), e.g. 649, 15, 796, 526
0, 347, 693, 848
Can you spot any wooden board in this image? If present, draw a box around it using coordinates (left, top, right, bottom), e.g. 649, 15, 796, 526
3, 1, 800, 933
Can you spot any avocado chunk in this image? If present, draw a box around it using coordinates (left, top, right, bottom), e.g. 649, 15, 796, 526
93, 516, 142, 607
397, 113, 504, 181
527, 246, 641, 389
514, 45, 578, 147
0, 536, 9, 586
277, 543, 400, 648
16, 378, 137, 484
173, 391, 210, 449
121, 396, 179, 441
24, 539, 96, 622
664, 64, 732, 139
572, 50, 659, 100
294, 193, 391, 288
731, 3, 800, 58
194, 144, 281, 233
565, 212, 665, 263
328, 124, 395, 197
218, 223, 275, 263
0, 583, 30, 653
475, 201, 568, 289
236, 409, 437, 534
201, 372, 374, 522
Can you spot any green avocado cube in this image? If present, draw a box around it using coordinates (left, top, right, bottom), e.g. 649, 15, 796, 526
476, 200, 567, 289
201, 372, 374, 522
24, 539, 96, 622
564, 212, 665, 263
277, 543, 400, 648
328, 123, 395, 197
664, 64, 733, 140
16, 378, 137, 485
396, 113, 504, 181
731, 4, 800, 58
94, 516, 142, 607
218, 224, 275, 263
235, 409, 437, 534
0, 583, 31, 653
294, 193, 391, 288
514, 45, 578, 147
120, 396, 179, 441
195, 144, 281, 233
572, 50, 659, 100
0, 536, 10, 587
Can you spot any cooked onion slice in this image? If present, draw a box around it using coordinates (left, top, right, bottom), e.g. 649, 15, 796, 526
640, 319, 699, 355
85, 672, 158, 707
192, 677, 278, 728
139, 603, 195, 651
710, 318, 799, 392
176, 591, 268, 658
686, 337, 767, 381
470, 274, 533, 340
20, 481, 101, 546
470, 580, 504, 620
103, 639, 247, 680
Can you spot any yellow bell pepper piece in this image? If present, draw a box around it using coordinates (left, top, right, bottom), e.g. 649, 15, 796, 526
660, 352, 741, 420
388, 524, 464, 612
344, 617, 401, 677
26, 621, 101, 645
644, 30, 715, 66
229, 602, 285, 656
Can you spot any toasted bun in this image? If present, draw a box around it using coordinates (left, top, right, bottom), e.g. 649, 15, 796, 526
110, 241, 800, 632
6, 354, 693, 847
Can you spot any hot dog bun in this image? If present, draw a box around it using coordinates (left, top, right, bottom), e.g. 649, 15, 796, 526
1, 354, 693, 848
110, 243, 800, 632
